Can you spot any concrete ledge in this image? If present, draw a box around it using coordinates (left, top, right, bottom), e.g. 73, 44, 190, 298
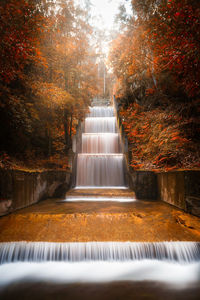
157, 171, 200, 217
0, 169, 71, 216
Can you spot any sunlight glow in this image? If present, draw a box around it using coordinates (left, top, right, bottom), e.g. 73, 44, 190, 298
77, 0, 131, 30
75, 0, 132, 56
90, 0, 122, 30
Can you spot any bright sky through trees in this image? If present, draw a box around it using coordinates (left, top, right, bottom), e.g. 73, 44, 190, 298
76, 0, 131, 56
89, 0, 131, 30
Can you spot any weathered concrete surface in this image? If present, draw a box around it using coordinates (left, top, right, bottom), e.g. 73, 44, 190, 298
0, 198, 199, 242
0, 169, 71, 216
128, 171, 157, 200
158, 171, 200, 217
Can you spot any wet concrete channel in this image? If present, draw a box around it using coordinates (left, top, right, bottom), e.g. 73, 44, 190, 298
0, 189, 199, 243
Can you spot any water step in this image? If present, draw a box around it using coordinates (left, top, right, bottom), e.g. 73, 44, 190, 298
60, 196, 135, 202
76, 154, 126, 187
82, 133, 120, 153
85, 117, 116, 133
87, 106, 114, 117
66, 188, 135, 198
0, 242, 199, 264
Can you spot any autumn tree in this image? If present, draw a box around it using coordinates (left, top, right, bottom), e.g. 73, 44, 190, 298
0, 0, 98, 165
109, 0, 200, 170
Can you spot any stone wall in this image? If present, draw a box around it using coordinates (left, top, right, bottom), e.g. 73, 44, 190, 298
0, 169, 71, 216
157, 171, 200, 217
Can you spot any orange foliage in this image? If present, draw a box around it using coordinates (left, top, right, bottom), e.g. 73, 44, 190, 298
0, 0, 98, 160
109, 0, 200, 101
120, 103, 199, 170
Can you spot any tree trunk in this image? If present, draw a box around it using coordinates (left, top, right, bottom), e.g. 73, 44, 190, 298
64, 108, 72, 153
45, 126, 52, 158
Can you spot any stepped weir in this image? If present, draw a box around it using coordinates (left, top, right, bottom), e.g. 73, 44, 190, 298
76, 102, 127, 188
0, 99, 199, 299
0, 241, 199, 264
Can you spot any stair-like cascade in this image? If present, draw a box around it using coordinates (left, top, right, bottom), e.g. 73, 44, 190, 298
82, 133, 120, 153
88, 106, 114, 117
0, 104, 199, 293
75, 104, 127, 188
76, 154, 125, 186
0, 241, 200, 264
0, 242, 199, 289
85, 117, 116, 133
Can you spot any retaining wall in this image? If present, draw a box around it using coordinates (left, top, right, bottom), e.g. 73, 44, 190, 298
0, 169, 71, 216
128, 170, 157, 200
157, 170, 200, 217
128, 169, 200, 217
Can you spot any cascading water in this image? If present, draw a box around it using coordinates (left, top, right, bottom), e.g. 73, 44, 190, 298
1, 101, 199, 299
76, 154, 125, 186
1, 241, 199, 264
0, 241, 199, 292
88, 106, 114, 117
76, 104, 126, 188
85, 117, 116, 133
82, 133, 120, 153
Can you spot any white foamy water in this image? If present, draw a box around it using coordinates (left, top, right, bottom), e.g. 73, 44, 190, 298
75, 103, 128, 189
62, 197, 135, 202
76, 154, 125, 186
0, 242, 199, 264
82, 133, 120, 153
88, 106, 114, 117
0, 261, 199, 287
85, 117, 116, 133
0, 242, 199, 288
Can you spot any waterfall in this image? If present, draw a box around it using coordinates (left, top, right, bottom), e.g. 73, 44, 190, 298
82, 133, 120, 153
88, 106, 114, 117
76, 104, 126, 188
85, 117, 116, 133
0, 242, 199, 264
1, 103, 198, 292
76, 154, 125, 186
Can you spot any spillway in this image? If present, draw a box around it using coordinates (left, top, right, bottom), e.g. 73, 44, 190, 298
0, 241, 199, 264
85, 117, 116, 133
76, 154, 125, 187
0, 241, 199, 292
1, 101, 199, 299
76, 104, 126, 188
82, 133, 120, 153
88, 106, 114, 117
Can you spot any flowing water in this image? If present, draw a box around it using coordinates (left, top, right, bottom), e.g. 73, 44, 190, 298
76, 105, 126, 188
1, 101, 200, 299
0, 241, 200, 300
82, 133, 120, 153
0, 241, 199, 264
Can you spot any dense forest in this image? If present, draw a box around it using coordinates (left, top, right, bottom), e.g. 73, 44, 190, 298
0, 0, 100, 170
109, 0, 200, 170
0, 0, 199, 171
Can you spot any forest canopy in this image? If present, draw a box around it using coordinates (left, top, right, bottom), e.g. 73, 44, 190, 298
109, 0, 200, 170
0, 0, 99, 169
0, 0, 199, 171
